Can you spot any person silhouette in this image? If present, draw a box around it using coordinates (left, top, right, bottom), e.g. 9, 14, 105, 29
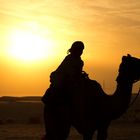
42, 41, 87, 104
41, 41, 87, 140
51, 41, 84, 86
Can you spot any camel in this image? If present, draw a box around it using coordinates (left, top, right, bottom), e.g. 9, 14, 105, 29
43, 54, 140, 140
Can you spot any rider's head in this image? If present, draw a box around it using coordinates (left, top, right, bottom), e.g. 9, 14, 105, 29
68, 41, 84, 56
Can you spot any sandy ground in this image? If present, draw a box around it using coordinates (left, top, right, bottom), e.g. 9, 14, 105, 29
0, 122, 139, 140
0, 98, 139, 140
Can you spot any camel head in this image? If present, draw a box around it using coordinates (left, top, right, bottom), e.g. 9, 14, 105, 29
116, 54, 140, 84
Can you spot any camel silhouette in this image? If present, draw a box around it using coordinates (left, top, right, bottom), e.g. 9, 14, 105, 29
43, 54, 140, 140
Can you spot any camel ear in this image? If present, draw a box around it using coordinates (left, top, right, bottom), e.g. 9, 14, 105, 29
127, 54, 132, 57
122, 54, 132, 62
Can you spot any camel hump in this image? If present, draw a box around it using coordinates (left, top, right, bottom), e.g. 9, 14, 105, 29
83, 79, 105, 97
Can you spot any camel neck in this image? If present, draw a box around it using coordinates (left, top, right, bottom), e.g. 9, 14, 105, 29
115, 82, 133, 96
113, 81, 133, 110
115, 73, 133, 97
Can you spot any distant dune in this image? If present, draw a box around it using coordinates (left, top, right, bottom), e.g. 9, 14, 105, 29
0, 94, 139, 102
0, 96, 41, 102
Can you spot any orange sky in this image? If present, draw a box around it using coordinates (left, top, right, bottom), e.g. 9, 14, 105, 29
0, 0, 140, 96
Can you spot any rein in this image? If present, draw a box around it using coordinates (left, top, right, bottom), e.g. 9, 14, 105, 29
129, 87, 140, 107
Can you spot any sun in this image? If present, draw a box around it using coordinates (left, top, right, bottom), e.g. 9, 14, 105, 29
8, 29, 54, 62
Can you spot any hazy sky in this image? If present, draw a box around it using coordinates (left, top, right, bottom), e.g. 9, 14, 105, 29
0, 0, 140, 96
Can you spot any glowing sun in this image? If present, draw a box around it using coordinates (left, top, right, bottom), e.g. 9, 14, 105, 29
8, 29, 54, 62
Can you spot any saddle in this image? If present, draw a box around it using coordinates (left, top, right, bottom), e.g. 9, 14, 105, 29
42, 73, 104, 107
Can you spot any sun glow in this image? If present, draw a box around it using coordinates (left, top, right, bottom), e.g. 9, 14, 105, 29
8, 29, 55, 62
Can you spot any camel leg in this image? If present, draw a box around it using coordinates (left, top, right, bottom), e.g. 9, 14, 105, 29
97, 126, 108, 140
83, 133, 93, 140
43, 105, 71, 140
